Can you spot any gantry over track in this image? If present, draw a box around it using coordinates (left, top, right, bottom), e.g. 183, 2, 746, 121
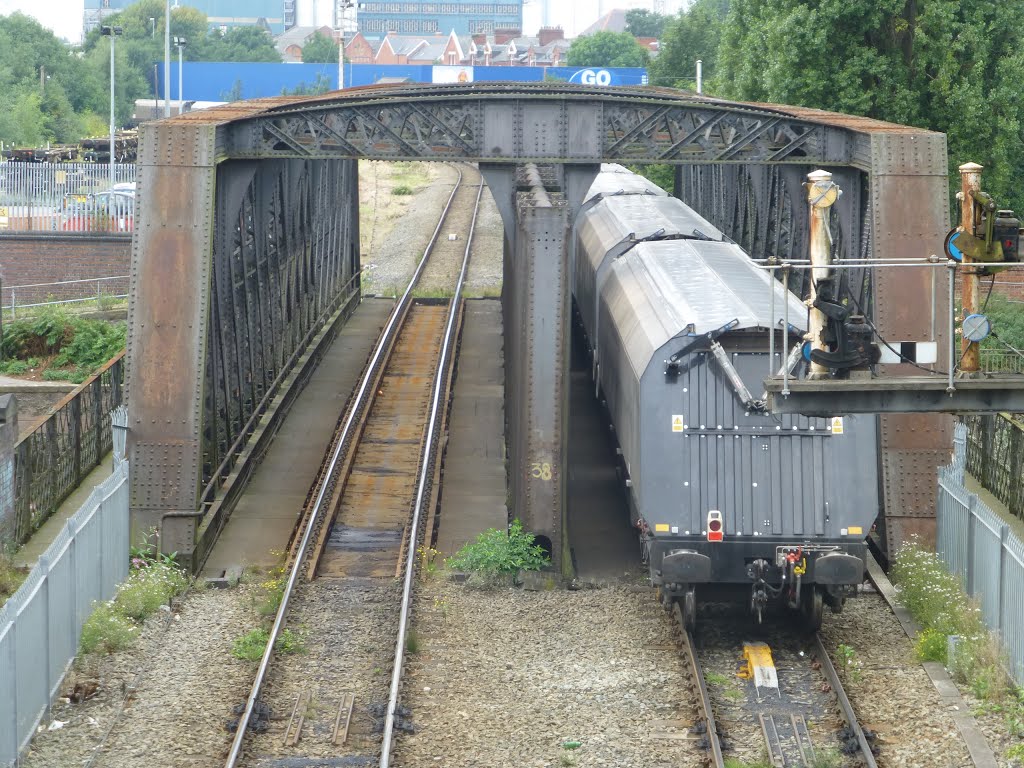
127, 82, 967, 566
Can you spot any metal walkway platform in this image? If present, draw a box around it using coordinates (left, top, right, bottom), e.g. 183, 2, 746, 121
201, 298, 393, 577
765, 375, 1024, 415
434, 299, 507, 558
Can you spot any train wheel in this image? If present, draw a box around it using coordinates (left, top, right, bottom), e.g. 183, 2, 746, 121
803, 587, 824, 632
682, 588, 696, 631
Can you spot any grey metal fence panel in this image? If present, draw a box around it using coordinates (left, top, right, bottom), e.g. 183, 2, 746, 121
970, 500, 1004, 628
0, 460, 127, 766
0, 617, 14, 765
937, 421, 1024, 684
937, 467, 970, 580
12, 568, 46, 754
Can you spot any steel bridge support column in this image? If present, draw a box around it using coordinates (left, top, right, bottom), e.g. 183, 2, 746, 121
869, 134, 953, 553
481, 163, 596, 574
127, 123, 217, 560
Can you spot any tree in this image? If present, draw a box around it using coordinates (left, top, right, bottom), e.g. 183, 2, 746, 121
566, 31, 650, 68
625, 9, 669, 38
301, 31, 338, 64
648, 0, 729, 88
714, 0, 1024, 211
205, 26, 281, 63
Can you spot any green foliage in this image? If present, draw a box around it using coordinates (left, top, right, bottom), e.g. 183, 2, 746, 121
447, 519, 550, 576
710, 0, 1024, 212
1, 306, 125, 379
981, 293, 1024, 353
625, 9, 669, 38
405, 627, 421, 654
0, 1, 283, 148
835, 643, 862, 682
232, 628, 304, 660
648, 0, 729, 89
113, 561, 189, 622
0, 554, 26, 603
0, 360, 28, 375
566, 31, 650, 69
892, 537, 1015, 701
627, 164, 674, 193
282, 73, 332, 96
232, 628, 270, 660
916, 627, 950, 662
301, 30, 339, 64
392, 184, 413, 196
79, 602, 138, 654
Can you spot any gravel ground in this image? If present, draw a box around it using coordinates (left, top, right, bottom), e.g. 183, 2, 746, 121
20, 584, 259, 768
393, 581, 692, 768
243, 578, 402, 766
361, 162, 503, 298
361, 162, 459, 296
819, 589, 975, 767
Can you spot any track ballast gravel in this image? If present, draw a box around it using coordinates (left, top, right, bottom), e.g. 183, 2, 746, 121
393, 582, 693, 768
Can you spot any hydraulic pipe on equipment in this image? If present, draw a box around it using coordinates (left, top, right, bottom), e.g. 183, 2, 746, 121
805, 169, 840, 380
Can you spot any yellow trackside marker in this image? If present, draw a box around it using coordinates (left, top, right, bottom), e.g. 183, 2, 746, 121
654, 523, 670, 533
738, 642, 779, 699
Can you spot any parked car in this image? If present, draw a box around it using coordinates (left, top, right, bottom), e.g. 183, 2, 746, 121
61, 183, 135, 232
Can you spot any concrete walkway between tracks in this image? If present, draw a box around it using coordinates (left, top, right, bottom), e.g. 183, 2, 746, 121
201, 298, 394, 577
434, 299, 507, 558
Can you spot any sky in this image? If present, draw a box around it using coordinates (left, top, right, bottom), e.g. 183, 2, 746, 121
0, 0, 689, 47
0, 0, 85, 43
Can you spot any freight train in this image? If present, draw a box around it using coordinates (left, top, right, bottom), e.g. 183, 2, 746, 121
573, 166, 878, 630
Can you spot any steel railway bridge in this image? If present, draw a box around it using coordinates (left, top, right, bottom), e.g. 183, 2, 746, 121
127, 82, 956, 570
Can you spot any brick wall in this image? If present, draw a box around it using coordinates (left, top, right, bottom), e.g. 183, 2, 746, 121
0, 233, 131, 307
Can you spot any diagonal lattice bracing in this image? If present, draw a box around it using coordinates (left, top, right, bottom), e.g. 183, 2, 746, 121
230, 97, 836, 165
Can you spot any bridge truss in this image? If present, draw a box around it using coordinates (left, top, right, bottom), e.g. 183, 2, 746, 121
128, 84, 950, 565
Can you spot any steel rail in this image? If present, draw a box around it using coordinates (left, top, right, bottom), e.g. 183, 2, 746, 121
380, 175, 484, 768
812, 633, 878, 768
223, 166, 467, 768
674, 605, 725, 768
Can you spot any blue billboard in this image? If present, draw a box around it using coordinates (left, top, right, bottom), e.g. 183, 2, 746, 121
158, 63, 649, 103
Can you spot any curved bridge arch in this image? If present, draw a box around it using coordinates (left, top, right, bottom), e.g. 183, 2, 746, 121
128, 83, 950, 568
208, 83, 911, 167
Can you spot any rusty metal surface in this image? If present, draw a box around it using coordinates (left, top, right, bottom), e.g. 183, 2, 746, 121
870, 132, 953, 555
318, 303, 446, 577
126, 123, 217, 552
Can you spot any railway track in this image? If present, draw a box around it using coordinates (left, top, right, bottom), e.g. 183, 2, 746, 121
675, 604, 878, 768
223, 164, 483, 768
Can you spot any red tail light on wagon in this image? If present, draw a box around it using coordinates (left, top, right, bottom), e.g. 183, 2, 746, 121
707, 510, 723, 542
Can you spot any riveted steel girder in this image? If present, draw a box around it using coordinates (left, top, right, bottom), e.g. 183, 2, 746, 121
220, 86, 867, 166
128, 116, 360, 565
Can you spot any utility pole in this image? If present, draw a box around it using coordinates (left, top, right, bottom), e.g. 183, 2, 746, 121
102, 26, 123, 194
164, 0, 171, 117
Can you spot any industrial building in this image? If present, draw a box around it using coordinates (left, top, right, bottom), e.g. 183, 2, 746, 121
356, 0, 523, 37
83, 0, 289, 36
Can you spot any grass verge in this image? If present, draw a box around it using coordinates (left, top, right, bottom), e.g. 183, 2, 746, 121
891, 536, 1024, 762
79, 559, 188, 654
